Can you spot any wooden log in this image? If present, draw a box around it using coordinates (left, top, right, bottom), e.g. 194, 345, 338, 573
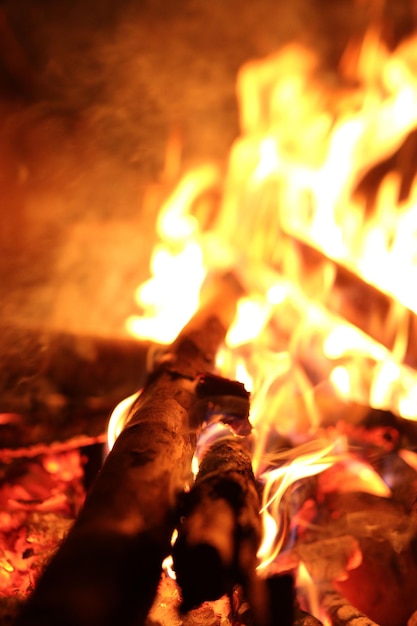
0, 328, 150, 450
320, 586, 380, 626
173, 438, 264, 620
275, 234, 417, 369
266, 573, 295, 626
15, 273, 241, 626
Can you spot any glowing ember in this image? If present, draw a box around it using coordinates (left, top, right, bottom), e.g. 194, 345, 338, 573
0, 451, 84, 601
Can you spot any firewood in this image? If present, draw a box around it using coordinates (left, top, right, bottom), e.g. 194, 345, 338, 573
173, 438, 263, 618
16, 273, 242, 626
265, 573, 295, 626
320, 586, 380, 626
294, 605, 323, 626
0, 328, 150, 451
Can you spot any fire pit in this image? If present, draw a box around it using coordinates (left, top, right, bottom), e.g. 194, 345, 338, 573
2, 1, 417, 625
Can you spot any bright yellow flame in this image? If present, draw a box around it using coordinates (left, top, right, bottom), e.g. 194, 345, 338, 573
323, 325, 386, 361
257, 510, 278, 562
319, 458, 391, 498
157, 164, 220, 242
330, 366, 351, 398
120, 29, 417, 580
161, 530, 179, 580
107, 391, 140, 451
226, 298, 270, 348
191, 455, 199, 480
126, 163, 224, 345
127, 241, 206, 344
267, 283, 289, 305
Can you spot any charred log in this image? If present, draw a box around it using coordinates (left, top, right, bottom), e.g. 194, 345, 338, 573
265, 573, 295, 626
173, 438, 264, 619
16, 274, 241, 626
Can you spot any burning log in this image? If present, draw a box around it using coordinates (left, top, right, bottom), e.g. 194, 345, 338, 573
172, 437, 298, 626
16, 274, 242, 626
320, 586, 380, 626
266, 573, 296, 626
173, 438, 263, 615
265, 231, 417, 369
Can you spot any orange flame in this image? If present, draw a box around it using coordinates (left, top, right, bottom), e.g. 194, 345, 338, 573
112, 27, 417, 580
257, 439, 342, 571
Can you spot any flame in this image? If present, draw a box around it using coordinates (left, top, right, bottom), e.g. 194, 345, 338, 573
256, 439, 342, 571
114, 25, 417, 586
296, 561, 321, 620
162, 529, 179, 580
318, 457, 391, 498
126, 163, 225, 344
107, 391, 140, 451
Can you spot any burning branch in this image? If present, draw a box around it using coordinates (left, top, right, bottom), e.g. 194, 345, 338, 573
173, 438, 263, 613
16, 274, 242, 626
173, 437, 298, 626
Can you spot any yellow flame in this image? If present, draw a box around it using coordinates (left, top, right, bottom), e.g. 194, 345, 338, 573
330, 366, 352, 398
120, 29, 417, 578
319, 458, 391, 498
107, 391, 140, 450
161, 530, 179, 580
127, 241, 206, 344
296, 561, 320, 620
257, 439, 342, 570
126, 164, 224, 344
226, 298, 270, 347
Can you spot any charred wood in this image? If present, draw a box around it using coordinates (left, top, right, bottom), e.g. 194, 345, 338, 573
173, 438, 264, 620
274, 234, 417, 369
16, 274, 241, 626
265, 573, 295, 626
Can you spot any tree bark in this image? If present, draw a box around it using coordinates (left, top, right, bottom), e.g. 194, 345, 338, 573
16, 273, 241, 626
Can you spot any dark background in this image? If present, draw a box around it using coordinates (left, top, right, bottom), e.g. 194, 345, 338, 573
0, 0, 414, 338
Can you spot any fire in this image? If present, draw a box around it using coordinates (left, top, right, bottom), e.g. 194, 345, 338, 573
126, 163, 225, 345
256, 439, 341, 571
107, 391, 140, 451
112, 23, 417, 613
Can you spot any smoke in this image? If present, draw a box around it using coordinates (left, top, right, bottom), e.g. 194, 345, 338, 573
0, 0, 410, 337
